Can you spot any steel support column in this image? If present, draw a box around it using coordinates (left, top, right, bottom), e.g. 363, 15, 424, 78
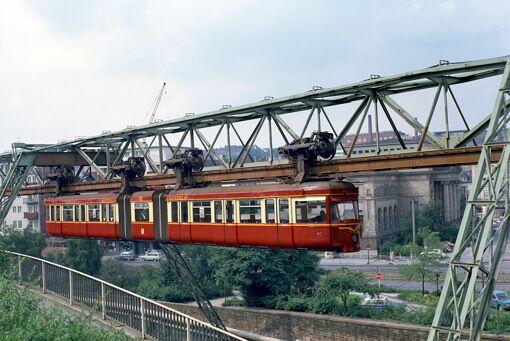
428, 57, 510, 341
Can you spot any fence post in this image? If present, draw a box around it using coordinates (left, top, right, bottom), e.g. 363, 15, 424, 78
41, 262, 46, 293
101, 282, 106, 320
186, 319, 191, 341
17, 255, 22, 283
140, 299, 146, 339
69, 270, 73, 306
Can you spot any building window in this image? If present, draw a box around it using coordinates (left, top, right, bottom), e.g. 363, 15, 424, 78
384, 207, 388, 231
377, 208, 382, 231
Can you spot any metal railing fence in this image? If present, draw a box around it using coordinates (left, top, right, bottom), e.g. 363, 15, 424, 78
7, 251, 245, 341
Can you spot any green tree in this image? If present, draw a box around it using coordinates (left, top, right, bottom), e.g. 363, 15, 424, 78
211, 248, 321, 307
314, 268, 377, 315
0, 227, 46, 257
64, 239, 102, 276
400, 228, 442, 296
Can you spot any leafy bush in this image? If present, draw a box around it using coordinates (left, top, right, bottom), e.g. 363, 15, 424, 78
0, 273, 130, 340
398, 291, 439, 306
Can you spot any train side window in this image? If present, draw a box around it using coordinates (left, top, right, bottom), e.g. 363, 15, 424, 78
170, 202, 178, 222
239, 199, 261, 223
88, 204, 100, 222
62, 205, 73, 222
134, 202, 150, 222
295, 198, 327, 223
180, 202, 188, 223
108, 204, 115, 222
101, 204, 107, 222
46, 206, 50, 221
74, 205, 80, 222
226, 200, 235, 223
214, 201, 223, 223
80, 205, 86, 222
278, 199, 289, 224
56, 205, 61, 221
265, 199, 276, 223
51, 206, 55, 221
193, 201, 211, 223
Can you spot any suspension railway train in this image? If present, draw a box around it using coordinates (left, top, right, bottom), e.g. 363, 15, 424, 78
44, 181, 361, 252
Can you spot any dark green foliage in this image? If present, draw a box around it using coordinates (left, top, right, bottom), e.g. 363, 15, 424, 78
0, 272, 130, 340
63, 239, 102, 276
0, 227, 46, 257
314, 268, 377, 314
210, 248, 321, 307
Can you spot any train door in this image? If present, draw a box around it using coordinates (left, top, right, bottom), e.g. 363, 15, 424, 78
117, 194, 132, 240
131, 201, 154, 240
46, 204, 63, 237
167, 201, 180, 242
224, 200, 238, 246
179, 201, 191, 242
152, 191, 169, 242
276, 198, 294, 248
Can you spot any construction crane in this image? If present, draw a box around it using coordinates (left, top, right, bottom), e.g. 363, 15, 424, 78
144, 82, 166, 124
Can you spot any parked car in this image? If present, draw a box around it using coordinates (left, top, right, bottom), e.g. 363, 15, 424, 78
361, 296, 389, 309
491, 290, 510, 311
116, 251, 136, 261
420, 249, 446, 258
140, 250, 162, 261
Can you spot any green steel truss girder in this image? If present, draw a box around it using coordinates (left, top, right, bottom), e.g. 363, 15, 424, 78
0, 153, 36, 224
0, 56, 509, 225
428, 57, 510, 341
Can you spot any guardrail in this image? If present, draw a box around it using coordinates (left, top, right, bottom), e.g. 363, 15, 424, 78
7, 251, 245, 341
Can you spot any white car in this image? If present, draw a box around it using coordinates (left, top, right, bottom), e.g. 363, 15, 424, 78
140, 251, 162, 261
420, 249, 446, 258
361, 296, 389, 308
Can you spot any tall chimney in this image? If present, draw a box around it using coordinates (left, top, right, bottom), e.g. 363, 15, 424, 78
368, 114, 374, 142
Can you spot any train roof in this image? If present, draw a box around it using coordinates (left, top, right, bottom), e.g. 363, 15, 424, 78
44, 181, 356, 203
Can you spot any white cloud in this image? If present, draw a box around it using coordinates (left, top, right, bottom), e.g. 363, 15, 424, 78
0, 0, 508, 151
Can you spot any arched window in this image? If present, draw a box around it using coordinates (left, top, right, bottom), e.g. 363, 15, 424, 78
383, 207, 388, 231
389, 206, 393, 230
377, 208, 382, 231
394, 204, 398, 229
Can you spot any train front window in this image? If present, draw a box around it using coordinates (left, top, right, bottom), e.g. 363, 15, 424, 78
214, 201, 223, 223
331, 200, 358, 223
295, 199, 326, 223
88, 204, 100, 222
62, 205, 74, 222
193, 201, 212, 223
239, 199, 262, 223
134, 202, 150, 222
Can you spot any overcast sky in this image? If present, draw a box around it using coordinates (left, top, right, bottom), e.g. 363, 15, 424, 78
0, 0, 508, 151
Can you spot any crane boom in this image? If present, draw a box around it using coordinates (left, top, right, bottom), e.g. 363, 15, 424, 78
148, 82, 166, 124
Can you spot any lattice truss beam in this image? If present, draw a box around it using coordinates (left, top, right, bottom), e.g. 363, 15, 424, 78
428, 58, 510, 340
0, 56, 508, 219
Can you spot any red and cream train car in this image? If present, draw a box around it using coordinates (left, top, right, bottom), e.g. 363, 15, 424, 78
44, 181, 361, 252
